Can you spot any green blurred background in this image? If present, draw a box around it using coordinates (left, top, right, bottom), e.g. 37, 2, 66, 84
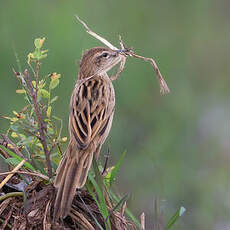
1, 0, 230, 229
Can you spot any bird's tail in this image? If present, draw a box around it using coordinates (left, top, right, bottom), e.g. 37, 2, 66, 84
53, 143, 93, 220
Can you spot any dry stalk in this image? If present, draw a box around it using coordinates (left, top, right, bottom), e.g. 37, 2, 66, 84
140, 212, 145, 230
0, 159, 26, 190
0, 170, 49, 181
75, 16, 170, 95
69, 209, 95, 230
75, 15, 117, 50
1, 205, 13, 229
43, 200, 51, 230
0, 198, 12, 216
120, 201, 127, 230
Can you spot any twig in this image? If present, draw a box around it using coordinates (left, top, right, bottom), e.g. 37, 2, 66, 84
129, 52, 170, 94
57, 143, 63, 156
0, 192, 24, 202
0, 159, 26, 190
140, 212, 145, 230
47, 141, 58, 157
0, 198, 12, 215
1, 134, 24, 158
69, 208, 95, 230
43, 200, 51, 230
24, 70, 53, 178
75, 16, 170, 95
110, 56, 126, 81
110, 35, 127, 81
121, 201, 126, 217
35, 61, 40, 101
22, 127, 40, 140
0, 170, 49, 181
1, 206, 13, 229
75, 15, 118, 50
120, 201, 127, 230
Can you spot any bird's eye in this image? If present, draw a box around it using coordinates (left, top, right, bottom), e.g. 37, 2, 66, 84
102, 52, 108, 58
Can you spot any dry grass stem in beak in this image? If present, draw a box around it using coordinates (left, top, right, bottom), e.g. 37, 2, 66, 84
75, 15, 170, 95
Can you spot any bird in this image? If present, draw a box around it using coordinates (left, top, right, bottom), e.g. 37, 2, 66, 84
53, 47, 123, 220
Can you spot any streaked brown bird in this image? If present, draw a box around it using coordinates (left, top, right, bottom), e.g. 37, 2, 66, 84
53, 47, 122, 220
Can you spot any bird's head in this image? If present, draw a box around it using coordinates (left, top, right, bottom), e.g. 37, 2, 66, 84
78, 47, 122, 79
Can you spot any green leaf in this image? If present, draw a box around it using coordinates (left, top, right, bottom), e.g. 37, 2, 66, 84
49, 78, 59, 90
0, 145, 35, 171
89, 159, 111, 230
38, 89, 50, 99
84, 180, 105, 230
164, 206, 186, 230
32, 158, 47, 175
47, 106, 52, 118
89, 175, 111, 230
110, 151, 126, 187
92, 157, 104, 189
50, 96, 59, 104
34, 38, 45, 49
86, 178, 100, 208
5, 157, 20, 166
39, 54, 47, 60
34, 39, 41, 49
10, 124, 19, 132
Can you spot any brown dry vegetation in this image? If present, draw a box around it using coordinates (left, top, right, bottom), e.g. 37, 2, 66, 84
0, 177, 137, 230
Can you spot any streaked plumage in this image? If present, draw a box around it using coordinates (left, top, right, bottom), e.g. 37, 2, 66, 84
53, 47, 122, 220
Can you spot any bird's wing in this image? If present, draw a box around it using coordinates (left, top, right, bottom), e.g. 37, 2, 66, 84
69, 77, 114, 149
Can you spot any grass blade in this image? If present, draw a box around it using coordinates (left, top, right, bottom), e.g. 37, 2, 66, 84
164, 206, 186, 230
0, 146, 35, 171
90, 158, 111, 230
78, 193, 104, 230
110, 151, 126, 187
110, 191, 141, 229
106, 193, 129, 221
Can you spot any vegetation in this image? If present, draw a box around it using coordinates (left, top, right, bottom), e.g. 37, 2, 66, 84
0, 38, 185, 229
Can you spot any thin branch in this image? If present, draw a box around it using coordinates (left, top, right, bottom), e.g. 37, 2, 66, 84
35, 61, 40, 101
47, 141, 58, 158
24, 69, 53, 178
0, 170, 49, 181
0, 159, 26, 190
75, 15, 118, 50
110, 56, 126, 81
130, 52, 170, 94
1, 134, 24, 158
75, 16, 170, 95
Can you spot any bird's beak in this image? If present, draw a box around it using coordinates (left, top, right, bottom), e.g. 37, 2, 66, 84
110, 50, 120, 57
111, 49, 126, 57
115, 49, 122, 53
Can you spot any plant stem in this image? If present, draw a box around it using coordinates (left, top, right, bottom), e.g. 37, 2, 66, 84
24, 70, 53, 178
35, 61, 40, 101
0, 192, 24, 202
